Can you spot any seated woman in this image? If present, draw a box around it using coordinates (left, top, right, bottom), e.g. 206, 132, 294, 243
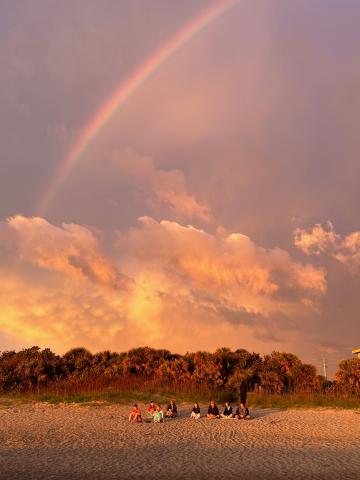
153, 404, 164, 423
235, 403, 250, 420
220, 401, 233, 419
145, 401, 157, 422
166, 399, 178, 418
190, 402, 201, 419
128, 404, 142, 423
207, 400, 220, 419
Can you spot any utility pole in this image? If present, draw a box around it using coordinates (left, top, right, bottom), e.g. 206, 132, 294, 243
323, 358, 328, 380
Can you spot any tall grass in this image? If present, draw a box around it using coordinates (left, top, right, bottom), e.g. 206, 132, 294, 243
248, 391, 360, 410
0, 376, 238, 406
1, 376, 359, 409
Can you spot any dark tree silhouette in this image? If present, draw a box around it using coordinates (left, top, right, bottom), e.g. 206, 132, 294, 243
0, 346, 358, 396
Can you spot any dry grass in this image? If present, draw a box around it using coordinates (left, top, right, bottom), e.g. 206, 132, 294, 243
1, 379, 359, 410
248, 391, 360, 409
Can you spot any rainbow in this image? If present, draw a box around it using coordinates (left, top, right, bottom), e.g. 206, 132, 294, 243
36, 0, 239, 216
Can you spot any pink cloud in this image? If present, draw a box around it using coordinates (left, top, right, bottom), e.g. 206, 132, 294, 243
113, 149, 212, 223
295, 222, 360, 275
294, 222, 340, 256
0, 215, 327, 353
117, 216, 326, 316
7, 215, 131, 290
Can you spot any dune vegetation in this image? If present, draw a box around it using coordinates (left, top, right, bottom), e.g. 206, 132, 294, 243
0, 346, 359, 408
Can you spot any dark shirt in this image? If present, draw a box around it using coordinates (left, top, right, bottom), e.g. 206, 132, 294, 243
235, 406, 249, 417
208, 404, 220, 416
192, 405, 200, 414
167, 403, 177, 413
222, 406, 233, 416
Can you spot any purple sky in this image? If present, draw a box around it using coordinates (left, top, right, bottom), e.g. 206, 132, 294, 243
1, 0, 360, 376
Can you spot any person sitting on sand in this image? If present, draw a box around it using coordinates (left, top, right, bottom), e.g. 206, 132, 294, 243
144, 401, 157, 422
128, 404, 142, 423
166, 399, 177, 418
235, 403, 250, 420
146, 401, 156, 419
207, 400, 220, 419
153, 404, 164, 423
221, 402, 233, 419
190, 402, 201, 419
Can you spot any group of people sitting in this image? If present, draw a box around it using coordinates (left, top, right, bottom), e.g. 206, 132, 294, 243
128, 399, 178, 423
128, 399, 250, 423
201, 400, 250, 420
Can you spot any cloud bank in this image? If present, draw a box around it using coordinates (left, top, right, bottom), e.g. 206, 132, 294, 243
0, 215, 326, 353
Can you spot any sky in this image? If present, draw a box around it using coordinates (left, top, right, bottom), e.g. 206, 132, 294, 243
1, 0, 360, 376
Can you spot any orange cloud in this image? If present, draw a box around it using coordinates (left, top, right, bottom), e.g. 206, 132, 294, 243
0, 272, 131, 352
117, 217, 326, 318
113, 149, 212, 223
0, 215, 326, 353
295, 222, 360, 275
336, 231, 360, 273
7, 215, 131, 290
294, 222, 339, 256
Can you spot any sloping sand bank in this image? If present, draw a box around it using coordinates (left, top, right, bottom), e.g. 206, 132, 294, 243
0, 403, 359, 480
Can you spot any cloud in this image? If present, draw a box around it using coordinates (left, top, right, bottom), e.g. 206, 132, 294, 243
0, 215, 327, 353
295, 222, 360, 275
116, 217, 326, 329
336, 232, 360, 274
0, 215, 135, 352
113, 149, 212, 223
7, 215, 132, 290
294, 222, 340, 256
1, 1, 360, 371
0, 273, 130, 352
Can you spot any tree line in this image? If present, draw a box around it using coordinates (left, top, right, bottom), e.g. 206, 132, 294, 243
0, 346, 359, 396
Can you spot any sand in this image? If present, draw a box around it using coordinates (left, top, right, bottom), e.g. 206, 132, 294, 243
0, 402, 359, 480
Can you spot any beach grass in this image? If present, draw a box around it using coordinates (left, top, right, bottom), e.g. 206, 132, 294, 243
247, 392, 360, 410
1, 389, 359, 410
0, 388, 238, 407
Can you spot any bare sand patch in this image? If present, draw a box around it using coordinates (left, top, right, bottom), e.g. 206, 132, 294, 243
0, 403, 359, 479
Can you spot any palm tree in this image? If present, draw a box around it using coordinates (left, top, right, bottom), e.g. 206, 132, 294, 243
228, 366, 258, 404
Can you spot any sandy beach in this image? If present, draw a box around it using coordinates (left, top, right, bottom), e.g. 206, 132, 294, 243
0, 403, 359, 480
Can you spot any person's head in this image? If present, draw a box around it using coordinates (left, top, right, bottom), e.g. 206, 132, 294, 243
210, 400, 215, 407
134, 404, 138, 408
194, 401, 199, 407
240, 403, 244, 408
170, 399, 174, 405
156, 404, 161, 411
225, 402, 229, 407
150, 401, 155, 406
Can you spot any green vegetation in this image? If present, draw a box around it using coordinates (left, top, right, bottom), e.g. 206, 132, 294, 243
0, 388, 238, 408
0, 346, 359, 409
1, 390, 359, 411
